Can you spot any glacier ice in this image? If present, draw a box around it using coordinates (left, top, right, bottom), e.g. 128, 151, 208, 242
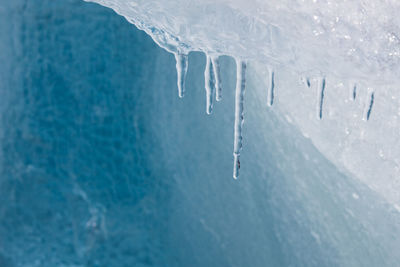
4, 0, 400, 265
86, 0, 400, 203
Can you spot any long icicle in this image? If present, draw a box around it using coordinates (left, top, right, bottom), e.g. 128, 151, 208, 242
211, 56, 222, 101
174, 52, 188, 98
233, 60, 246, 179
204, 55, 215, 114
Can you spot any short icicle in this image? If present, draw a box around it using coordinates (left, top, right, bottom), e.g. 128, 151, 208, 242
204, 55, 215, 114
317, 77, 326, 120
349, 82, 357, 101
363, 89, 375, 121
174, 52, 188, 98
211, 56, 222, 101
233, 59, 247, 179
267, 69, 275, 106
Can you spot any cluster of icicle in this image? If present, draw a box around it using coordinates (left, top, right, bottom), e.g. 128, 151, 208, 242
174, 51, 259, 179
303, 77, 375, 122
174, 51, 374, 179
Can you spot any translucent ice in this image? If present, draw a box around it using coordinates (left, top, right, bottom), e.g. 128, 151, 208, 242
212, 56, 222, 101
86, 0, 400, 205
204, 55, 215, 114
4, 0, 400, 265
233, 60, 246, 179
175, 52, 188, 98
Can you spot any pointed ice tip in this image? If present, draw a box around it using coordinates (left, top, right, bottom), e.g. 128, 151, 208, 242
233, 155, 240, 179
232, 60, 246, 180
175, 52, 188, 99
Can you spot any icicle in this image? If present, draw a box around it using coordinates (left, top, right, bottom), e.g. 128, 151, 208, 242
316, 77, 326, 120
349, 83, 357, 101
174, 52, 188, 98
267, 69, 275, 106
363, 89, 375, 121
233, 60, 246, 179
204, 55, 215, 114
211, 56, 222, 101
302, 77, 311, 88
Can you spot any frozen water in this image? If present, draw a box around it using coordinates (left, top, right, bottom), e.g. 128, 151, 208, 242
86, 0, 400, 84
2, 0, 400, 266
204, 55, 215, 114
211, 56, 222, 101
85, 0, 400, 205
233, 60, 246, 179
174, 52, 188, 98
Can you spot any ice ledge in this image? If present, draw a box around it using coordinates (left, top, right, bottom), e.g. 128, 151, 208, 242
86, 0, 400, 85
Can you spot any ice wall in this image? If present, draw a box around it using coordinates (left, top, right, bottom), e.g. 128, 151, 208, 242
87, 0, 400, 206
2, 0, 400, 266
86, 0, 400, 84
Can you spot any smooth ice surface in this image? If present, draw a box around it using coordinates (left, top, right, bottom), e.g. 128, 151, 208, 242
87, 0, 400, 206
2, 0, 400, 266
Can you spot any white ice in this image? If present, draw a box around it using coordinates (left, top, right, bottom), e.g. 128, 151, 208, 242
86, 0, 400, 251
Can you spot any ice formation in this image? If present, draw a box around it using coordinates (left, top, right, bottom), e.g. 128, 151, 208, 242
174, 52, 188, 98
204, 55, 215, 114
212, 56, 222, 101
8, 0, 400, 265
233, 60, 246, 179
85, 0, 400, 204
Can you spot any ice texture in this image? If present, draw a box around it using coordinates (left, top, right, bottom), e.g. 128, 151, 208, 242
2, 0, 400, 266
87, 0, 400, 206
86, 0, 400, 84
